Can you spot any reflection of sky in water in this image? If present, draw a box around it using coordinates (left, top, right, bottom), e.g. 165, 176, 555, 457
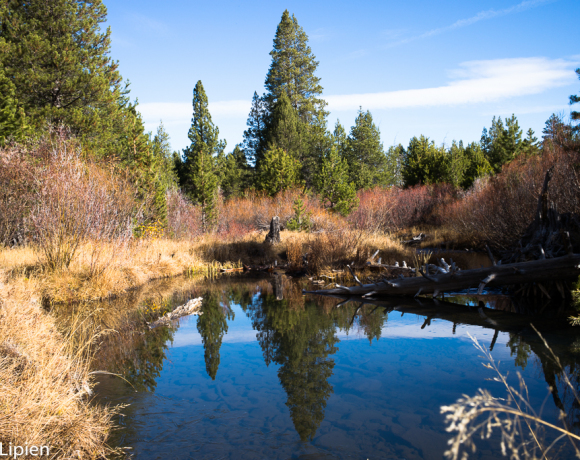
105, 301, 571, 460
175, 313, 512, 349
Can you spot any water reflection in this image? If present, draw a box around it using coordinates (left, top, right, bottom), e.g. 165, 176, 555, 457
197, 292, 233, 380
93, 274, 580, 457
243, 284, 339, 441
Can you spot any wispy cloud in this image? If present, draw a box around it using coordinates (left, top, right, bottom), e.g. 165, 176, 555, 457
139, 100, 251, 127
128, 13, 170, 35
139, 57, 576, 127
326, 57, 577, 111
386, 0, 556, 47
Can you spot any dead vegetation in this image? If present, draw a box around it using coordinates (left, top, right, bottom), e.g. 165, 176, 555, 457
0, 278, 121, 459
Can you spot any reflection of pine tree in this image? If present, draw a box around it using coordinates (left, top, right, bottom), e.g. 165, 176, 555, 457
117, 325, 176, 392
247, 292, 339, 441
275, 310, 338, 441
358, 306, 387, 345
197, 293, 229, 380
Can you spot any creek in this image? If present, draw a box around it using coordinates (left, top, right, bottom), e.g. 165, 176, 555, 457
90, 273, 580, 459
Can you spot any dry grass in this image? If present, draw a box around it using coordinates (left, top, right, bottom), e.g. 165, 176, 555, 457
442, 330, 580, 460
0, 277, 120, 459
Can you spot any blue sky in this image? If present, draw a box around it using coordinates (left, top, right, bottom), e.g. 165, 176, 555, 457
104, 0, 580, 153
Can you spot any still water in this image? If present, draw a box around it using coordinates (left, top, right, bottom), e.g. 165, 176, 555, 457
94, 275, 580, 459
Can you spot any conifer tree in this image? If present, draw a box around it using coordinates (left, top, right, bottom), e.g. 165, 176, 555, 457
402, 136, 448, 187
313, 147, 358, 216
152, 122, 178, 190
264, 10, 327, 124
461, 142, 492, 189
385, 144, 405, 187
521, 128, 540, 156
181, 81, 224, 231
0, 0, 127, 152
447, 140, 469, 188
244, 10, 328, 182
242, 92, 268, 166
0, 69, 28, 145
265, 91, 305, 162
220, 145, 252, 198
570, 68, 580, 123
481, 115, 523, 172
345, 109, 388, 189
257, 148, 302, 196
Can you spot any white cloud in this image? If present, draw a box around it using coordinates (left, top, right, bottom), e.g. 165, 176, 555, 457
139, 100, 251, 127
326, 57, 577, 111
139, 57, 576, 129
386, 0, 556, 48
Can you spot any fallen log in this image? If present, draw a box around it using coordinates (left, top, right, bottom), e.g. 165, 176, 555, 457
304, 254, 580, 298
148, 297, 203, 329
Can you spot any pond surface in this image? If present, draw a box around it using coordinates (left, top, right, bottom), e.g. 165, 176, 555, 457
94, 275, 580, 459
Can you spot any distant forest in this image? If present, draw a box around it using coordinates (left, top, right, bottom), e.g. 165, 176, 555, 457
1, 2, 579, 230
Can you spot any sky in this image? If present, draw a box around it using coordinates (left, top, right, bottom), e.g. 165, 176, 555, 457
104, 0, 580, 153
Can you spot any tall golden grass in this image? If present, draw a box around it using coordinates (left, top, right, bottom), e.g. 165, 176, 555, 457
0, 277, 121, 459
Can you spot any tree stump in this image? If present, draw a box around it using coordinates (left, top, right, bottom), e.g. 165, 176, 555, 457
264, 216, 281, 244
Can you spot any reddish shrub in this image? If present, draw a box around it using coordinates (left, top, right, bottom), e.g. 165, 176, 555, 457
446, 139, 580, 250
349, 184, 458, 232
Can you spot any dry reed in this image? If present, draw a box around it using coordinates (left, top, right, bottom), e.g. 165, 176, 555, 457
0, 277, 120, 459
442, 329, 580, 460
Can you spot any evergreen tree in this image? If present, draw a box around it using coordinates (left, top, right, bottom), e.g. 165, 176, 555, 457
385, 144, 405, 187
264, 10, 327, 125
257, 147, 302, 196
152, 122, 178, 190
570, 68, 580, 124
402, 135, 448, 186
264, 91, 305, 164
220, 145, 252, 198
345, 108, 388, 189
181, 81, 224, 231
447, 140, 469, 188
244, 9, 328, 184
521, 128, 540, 157
461, 142, 492, 189
481, 115, 523, 172
333, 120, 348, 155
242, 91, 268, 166
0, 68, 28, 145
0, 0, 128, 153
313, 147, 358, 216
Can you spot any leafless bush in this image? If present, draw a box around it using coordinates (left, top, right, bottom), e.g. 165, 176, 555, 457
166, 188, 203, 239
446, 139, 580, 250
0, 145, 35, 246
26, 129, 138, 271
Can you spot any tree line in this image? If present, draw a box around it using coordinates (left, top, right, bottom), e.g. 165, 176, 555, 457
1, 2, 579, 232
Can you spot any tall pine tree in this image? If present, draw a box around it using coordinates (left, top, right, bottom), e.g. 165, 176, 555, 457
345, 109, 388, 189
244, 10, 328, 185
0, 68, 28, 145
0, 0, 129, 154
181, 81, 224, 232
264, 10, 327, 124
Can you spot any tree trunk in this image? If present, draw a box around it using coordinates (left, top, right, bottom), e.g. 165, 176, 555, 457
304, 254, 580, 298
264, 216, 281, 244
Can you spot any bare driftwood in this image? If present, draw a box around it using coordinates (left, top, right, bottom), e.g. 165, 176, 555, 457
148, 297, 203, 329
402, 233, 426, 245
304, 254, 580, 298
264, 216, 281, 244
